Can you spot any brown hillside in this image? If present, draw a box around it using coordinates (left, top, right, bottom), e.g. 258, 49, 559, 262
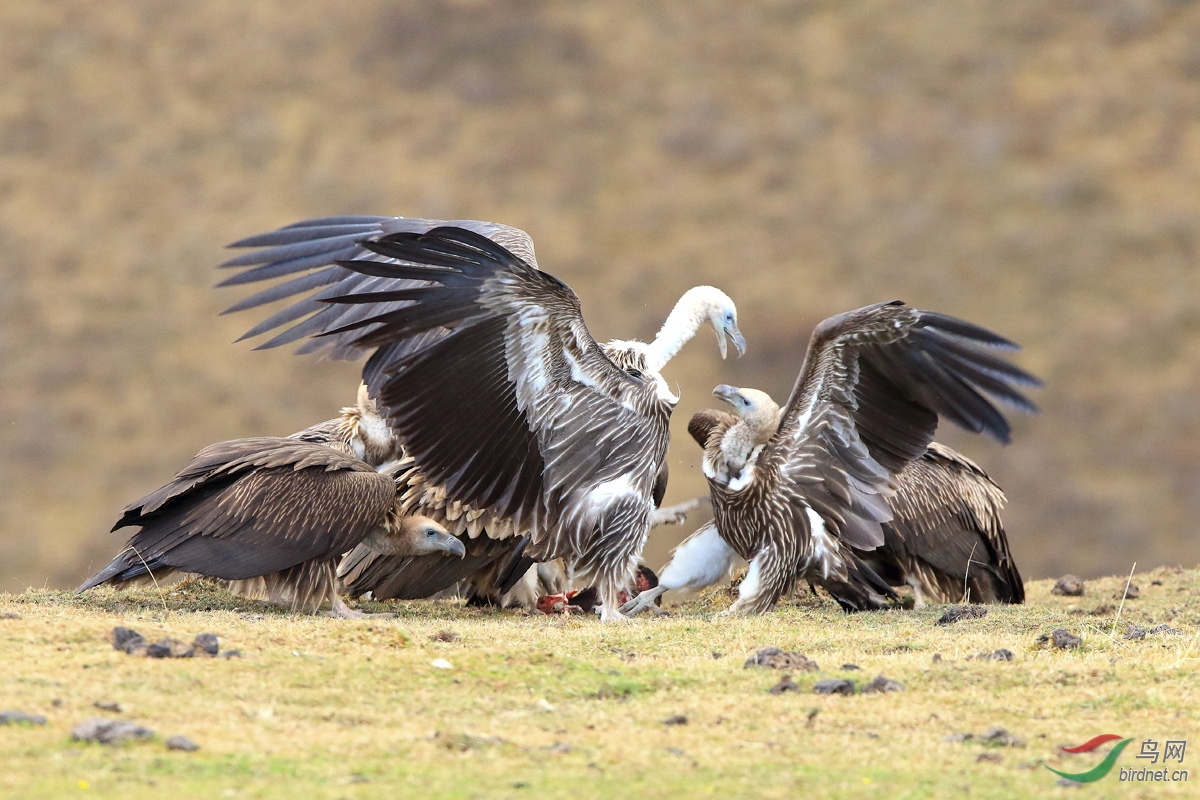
2, 1, 1199, 592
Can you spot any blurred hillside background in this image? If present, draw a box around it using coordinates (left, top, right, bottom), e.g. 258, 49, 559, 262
2, 1, 1199, 593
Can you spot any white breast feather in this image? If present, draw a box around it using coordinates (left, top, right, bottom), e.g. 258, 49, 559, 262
658, 522, 740, 594
805, 506, 838, 579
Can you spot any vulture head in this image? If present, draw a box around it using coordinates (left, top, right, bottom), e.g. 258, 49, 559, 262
362, 515, 467, 559
644, 286, 746, 372
712, 385, 781, 442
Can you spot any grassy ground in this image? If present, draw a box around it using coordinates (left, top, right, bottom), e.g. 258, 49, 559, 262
2, 568, 1197, 800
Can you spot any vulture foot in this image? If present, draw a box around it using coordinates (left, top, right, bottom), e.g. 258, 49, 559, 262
323, 595, 396, 619
650, 497, 710, 528
619, 585, 669, 616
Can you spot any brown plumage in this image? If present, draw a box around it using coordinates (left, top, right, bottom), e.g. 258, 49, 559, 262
687, 412, 1023, 606
78, 410, 466, 616
220, 218, 745, 620
691, 301, 1039, 614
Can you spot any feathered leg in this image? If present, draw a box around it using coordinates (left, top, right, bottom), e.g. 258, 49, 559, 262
723, 544, 794, 615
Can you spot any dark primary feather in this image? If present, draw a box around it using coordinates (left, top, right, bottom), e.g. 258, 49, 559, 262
339, 535, 528, 601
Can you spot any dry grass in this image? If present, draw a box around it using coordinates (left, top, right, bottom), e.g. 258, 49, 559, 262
2, 568, 1197, 799
5, 1, 1200, 593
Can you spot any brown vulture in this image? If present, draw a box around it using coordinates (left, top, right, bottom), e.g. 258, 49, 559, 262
624, 300, 1038, 615
219, 216, 744, 620
78, 405, 466, 617
623, 422, 1023, 615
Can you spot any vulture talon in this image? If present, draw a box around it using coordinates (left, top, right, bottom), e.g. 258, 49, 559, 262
619, 585, 669, 616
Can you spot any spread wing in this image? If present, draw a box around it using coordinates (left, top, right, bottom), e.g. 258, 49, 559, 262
219, 215, 537, 359
79, 438, 394, 590
768, 300, 1040, 553
223, 225, 668, 552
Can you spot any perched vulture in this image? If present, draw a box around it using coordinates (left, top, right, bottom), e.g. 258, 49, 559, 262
625, 300, 1038, 615
78, 406, 466, 617
220, 216, 744, 620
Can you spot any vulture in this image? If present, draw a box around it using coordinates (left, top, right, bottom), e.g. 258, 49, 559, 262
623, 426, 1022, 615
78, 398, 467, 617
625, 300, 1038, 615
219, 216, 745, 621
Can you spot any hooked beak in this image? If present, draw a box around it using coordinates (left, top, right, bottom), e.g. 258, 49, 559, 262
716, 324, 747, 360
442, 535, 467, 559
712, 384, 741, 405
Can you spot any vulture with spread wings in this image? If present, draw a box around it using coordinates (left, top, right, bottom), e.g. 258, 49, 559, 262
630, 300, 1038, 615
219, 217, 744, 620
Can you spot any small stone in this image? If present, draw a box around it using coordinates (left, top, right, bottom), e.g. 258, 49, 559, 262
944, 732, 974, 743
430, 630, 459, 643
1051, 576, 1085, 596
861, 675, 904, 693
1117, 584, 1140, 600
768, 675, 799, 695
0, 710, 47, 726
430, 658, 453, 670
981, 727, 1024, 747
192, 633, 220, 657
662, 715, 688, 726
220, 649, 242, 659
744, 647, 818, 671
0, 611, 22, 620
937, 606, 988, 625
1051, 629, 1082, 649
546, 741, 572, 754
165, 735, 199, 752
976, 752, 1003, 763
145, 638, 193, 659
1056, 778, 1084, 788
1148, 624, 1184, 636
93, 701, 122, 713
841, 663, 861, 671
932, 653, 943, 663
812, 678, 856, 696
71, 718, 154, 745
1151, 580, 1163, 586
111, 626, 146, 654
1124, 624, 1148, 640
974, 649, 1014, 661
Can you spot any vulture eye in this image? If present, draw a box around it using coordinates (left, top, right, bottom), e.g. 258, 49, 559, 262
425, 528, 439, 538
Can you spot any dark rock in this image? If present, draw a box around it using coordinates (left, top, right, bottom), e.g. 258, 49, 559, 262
165, 735, 199, 752
1117, 584, 1140, 600
93, 701, 122, 713
944, 732, 973, 743
744, 647, 818, 671
220, 649, 243, 659
192, 633, 220, 656
1036, 628, 1082, 649
0, 611, 22, 620
1051, 575, 1085, 596
430, 630, 459, 643
976, 752, 1003, 763
841, 663, 861, 671
937, 605, 988, 625
546, 741, 572, 754
1148, 624, 1184, 636
145, 638, 194, 659
969, 649, 1014, 661
1056, 778, 1084, 788
861, 675, 904, 693
932, 653, 943, 663
1151, 580, 1163, 586
111, 626, 146, 654
662, 714, 688, 726
1125, 623, 1148, 640
812, 678, 856, 696
0, 710, 47, 726
71, 718, 154, 745
981, 727, 1024, 747
768, 675, 799, 695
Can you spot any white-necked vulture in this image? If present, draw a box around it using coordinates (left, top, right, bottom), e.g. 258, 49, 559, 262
624, 300, 1038, 615
219, 216, 744, 620
78, 411, 466, 617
